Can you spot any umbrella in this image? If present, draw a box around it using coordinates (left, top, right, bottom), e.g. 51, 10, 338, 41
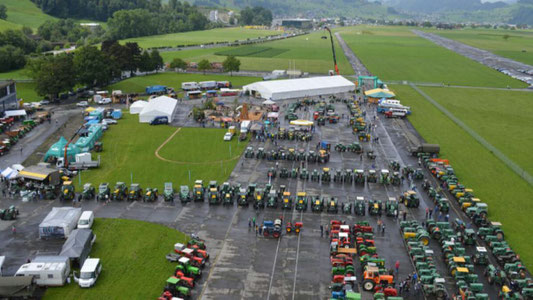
84, 107, 96, 112
262, 99, 275, 105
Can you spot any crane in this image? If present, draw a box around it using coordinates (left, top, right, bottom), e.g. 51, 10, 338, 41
324, 26, 340, 75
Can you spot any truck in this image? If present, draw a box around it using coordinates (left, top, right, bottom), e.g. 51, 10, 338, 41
199, 81, 217, 90
240, 120, 251, 134
408, 143, 440, 156
57, 153, 101, 170
181, 82, 199, 91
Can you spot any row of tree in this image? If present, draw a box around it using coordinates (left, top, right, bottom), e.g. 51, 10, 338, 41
169, 55, 241, 75
28, 41, 164, 99
239, 7, 273, 26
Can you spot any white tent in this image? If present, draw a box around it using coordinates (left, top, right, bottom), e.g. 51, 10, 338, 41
4, 110, 27, 118
138, 96, 178, 123
129, 100, 148, 114
243, 76, 356, 101
39, 207, 82, 239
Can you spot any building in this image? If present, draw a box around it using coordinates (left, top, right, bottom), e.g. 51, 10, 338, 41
281, 19, 313, 29
209, 10, 218, 22
0, 81, 18, 113
80, 23, 101, 32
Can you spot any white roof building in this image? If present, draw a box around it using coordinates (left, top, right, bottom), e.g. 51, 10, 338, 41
139, 96, 178, 123
243, 76, 355, 101
129, 100, 148, 114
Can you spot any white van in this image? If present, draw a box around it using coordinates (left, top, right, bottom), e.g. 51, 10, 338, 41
15, 262, 69, 286
78, 258, 102, 288
78, 211, 94, 229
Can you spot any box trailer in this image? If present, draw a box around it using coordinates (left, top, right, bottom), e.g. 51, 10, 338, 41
199, 81, 217, 90
408, 143, 440, 156
181, 82, 199, 91
39, 207, 82, 239
15, 261, 69, 286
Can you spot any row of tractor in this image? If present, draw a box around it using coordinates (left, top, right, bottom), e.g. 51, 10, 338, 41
245, 146, 330, 163
0, 205, 19, 220
74, 182, 162, 202
161, 236, 209, 300
271, 167, 406, 186
334, 142, 363, 154
1, 112, 49, 156
328, 220, 360, 299
275, 127, 313, 142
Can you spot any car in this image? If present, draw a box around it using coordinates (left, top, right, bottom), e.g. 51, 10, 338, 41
77, 101, 89, 107
223, 132, 233, 141
102, 119, 117, 125
150, 116, 168, 125
39, 100, 50, 105
97, 98, 112, 105
528, 85, 533, 90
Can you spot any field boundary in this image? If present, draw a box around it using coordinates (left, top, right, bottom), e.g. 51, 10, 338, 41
409, 83, 533, 186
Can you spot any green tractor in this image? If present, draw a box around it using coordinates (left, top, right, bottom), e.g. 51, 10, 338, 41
143, 188, 158, 202
193, 180, 204, 202
335, 143, 347, 152
208, 187, 220, 205
367, 170, 378, 183
267, 189, 278, 208
282, 192, 293, 210
59, 181, 75, 201
391, 172, 401, 185
485, 264, 507, 285
347, 141, 363, 153
176, 257, 202, 279
343, 169, 353, 183
299, 168, 309, 180
400, 190, 420, 208
389, 160, 401, 171
222, 189, 234, 206
111, 182, 128, 201
354, 169, 365, 185
81, 183, 95, 201
312, 196, 324, 212
256, 147, 265, 159
414, 168, 424, 180
354, 197, 366, 216
321, 168, 331, 182
253, 189, 265, 209
342, 201, 352, 214
311, 169, 320, 181
163, 182, 174, 202
291, 168, 298, 179
0, 205, 19, 220
326, 197, 338, 214
244, 146, 254, 158
128, 183, 143, 201
366, 150, 376, 159
179, 185, 191, 203
280, 168, 289, 179
478, 221, 504, 241
422, 278, 447, 300
295, 192, 308, 211
237, 188, 248, 206
436, 197, 450, 213
379, 169, 390, 184
385, 197, 399, 217
368, 199, 383, 216
307, 151, 317, 163
163, 277, 191, 299
96, 183, 110, 201
473, 247, 489, 265
267, 167, 277, 179
333, 169, 343, 183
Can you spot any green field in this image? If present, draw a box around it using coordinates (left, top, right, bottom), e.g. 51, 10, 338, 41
121, 27, 280, 49
338, 26, 526, 88
160, 31, 353, 75
17, 82, 40, 102
391, 84, 533, 270
0, 18, 21, 31
215, 46, 289, 58
44, 218, 188, 300
428, 28, 533, 66
1, 0, 57, 30
76, 114, 248, 190
106, 73, 260, 94
0, 68, 32, 81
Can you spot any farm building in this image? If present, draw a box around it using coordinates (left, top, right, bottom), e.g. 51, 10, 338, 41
139, 96, 178, 123
243, 76, 355, 101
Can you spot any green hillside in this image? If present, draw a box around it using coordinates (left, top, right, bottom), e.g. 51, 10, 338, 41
2, 0, 57, 30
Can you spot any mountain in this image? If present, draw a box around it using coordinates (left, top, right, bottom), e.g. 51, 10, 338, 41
386, 0, 509, 14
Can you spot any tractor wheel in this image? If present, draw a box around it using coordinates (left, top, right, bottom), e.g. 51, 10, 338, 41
436, 289, 446, 299
362, 279, 375, 291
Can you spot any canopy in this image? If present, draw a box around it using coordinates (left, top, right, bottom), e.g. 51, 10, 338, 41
59, 229, 94, 266
243, 76, 355, 101
1, 167, 18, 179
129, 100, 148, 114
84, 107, 96, 112
290, 119, 314, 126
262, 99, 275, 105
39, 207, 82, 239
43, 136, 81, 163
364, 88, 395, 98
3, 110, 27, 118
139, 96, 177, 123
18, 165, 60, 185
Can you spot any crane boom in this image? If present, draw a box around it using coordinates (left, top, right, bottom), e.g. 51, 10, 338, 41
324, 27, 340, 75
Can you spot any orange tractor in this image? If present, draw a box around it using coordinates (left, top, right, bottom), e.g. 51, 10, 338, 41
362, 266, 395, 292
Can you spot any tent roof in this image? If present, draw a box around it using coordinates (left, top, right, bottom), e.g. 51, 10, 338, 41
243, 76, 355, 101
18, 165, 58, 181
4, 110, 27, 117
59, 229, 93, 259
131, 100, 148, 108
39, 207, 82, 228
364, 88, 395, 98
84, 107, 96, 112
141, 96, 177, 114
290, 119, 314, 126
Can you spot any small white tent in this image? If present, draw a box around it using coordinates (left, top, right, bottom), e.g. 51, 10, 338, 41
138, 96, 178, 123
129, 100, 148, 114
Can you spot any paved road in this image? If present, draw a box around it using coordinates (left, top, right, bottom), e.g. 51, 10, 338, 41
335, 32, 371, 76
413, 30, 533, 85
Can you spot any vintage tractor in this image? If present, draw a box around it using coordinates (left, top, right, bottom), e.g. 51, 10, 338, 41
267, 167, 277, 179
414, 168, 424, 180
343, 169, 353, 183
391, 172, 401, 185
312, 196, 324, 212
354, 197, 366, 216
282, 192, 293, 210
478, 221, 504, 241
267, 189, 278, 208
237, 188, 248, 206
354, 169, 365, 185
327, 197, 339, 214
295, 192, 308, 211
342, 201, 352, 214
307, 151, 317, 163
335, 143, 347, 152
368, 199, 383, 216
385, 197, 399, 217
367, 170, 378, 183
256, 147, 265, 159
208, 188, 220, 205
180, 185, 191, 203
193, 181, 204, 201
222, 189, 234, 205
290, 168, 298, 179
473, 247, 489, 266
367, 150, 376, 159
422, 278, 447, 300
263, 219, 282, 238
504, 262, 527, 279
175, 257, 202, 279
319, 149, 330, 163
0, 206, 19, 220
362, 266, 394, 292
297, 149, 306, 161
300, 168, 309, 180
246, 184, 256, 202
436, 197, 450, 214
81, 183, 95, 200
379, 169, 390, 184
143, 188, 158, 202
400, 190, 420, 208
389, 161, 401, 171
244, 147, 254, 158
128, 183, 143, 201
163, 182, 174, 202
59, 181, 75, 201
111, 182, 128, 201
287, 148, 296, 161
347, 142, 363, 153
311, 169, 320, 181
485, 264, 507, 285
97, 183, 110, 201
253, 190, 265, 209
321, 168, 331, 182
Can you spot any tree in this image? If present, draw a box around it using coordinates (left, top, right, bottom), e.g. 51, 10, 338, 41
28, 54, 76, 99
0, 4, 6, 20
222, 56, 240, 76
503, 34, 510, 41
73, 46, 113, 87
170, 58, 187, 70
197, 59, 211, 75
239, 7, 272, 26
150, 49, 164, 72
0, 45, 26, 72
139, 50, 153, 72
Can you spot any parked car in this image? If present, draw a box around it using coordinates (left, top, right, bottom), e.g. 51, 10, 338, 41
102, 119, 117, 125
223, 132, 233, 141
150, 116, 168, 125
39, 100, 50, 105
77, 101, 89, 107
97, 98, 112, 105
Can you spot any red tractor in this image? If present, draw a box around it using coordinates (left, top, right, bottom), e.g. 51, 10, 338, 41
353, 222, 373, 234
174, 243, 206, 268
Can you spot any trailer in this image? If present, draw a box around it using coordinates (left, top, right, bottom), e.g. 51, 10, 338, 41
199, 81, 217, 90
15, 257, 70, 286
57, 153, 101, 170
181, 82, 199, 91
39, 207, 82, 239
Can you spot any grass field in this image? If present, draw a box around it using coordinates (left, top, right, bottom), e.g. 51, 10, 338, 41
17, 82, 40, 102
419, 87, 533, 175
160, 30, 353, 75
215, 46, 289, 58
0, 18, 21, 31
2, 0, 57, 30
122, 27, 280, 49
44, 218, 188, 300
75, 114, 248, 191
391, 84, 533, 270
428, 28, 533, 66
0, 68, 32, 81
106, 73, 260, 93
338, 26, 526, 88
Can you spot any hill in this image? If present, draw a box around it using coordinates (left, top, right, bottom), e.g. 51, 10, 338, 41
387, 0, 508, 13
2, 0, 57, 30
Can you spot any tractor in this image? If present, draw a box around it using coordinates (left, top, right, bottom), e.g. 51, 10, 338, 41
389, 161, 400, 171
300, 168, 309, 180
287, 148, 296, 161
263, 219, 282, 238
355, 169, 366, 185
256, 147, 265, 159
307, 151, 317, 163
321, 168, 331, 182
347, 142, 363, 153
128, 183, 143, 201
478, 221, 504, 241
96, 183, 110, 201
222, 190, 234, 205
208, 188, 220, 205
312, 196, 324, 212
343, 169, 353, 183
354, 197, 366, 216
297, 149, 306, 161
179, 185, 191, 203
362, 266, 394, 292
473, 247, 489, 266
385, 197, 399, 217
367, 170, 378, 183
311, 169, 320, 181
237, 188, 248, 206
504, 262, 527, 279
379, 169, 390, 184
111, 182, 128, 201
163, 182, 174, 202
391, 172, 401, 185
253, 190, 265, 209
0, 206, 19, 220
246, 184, 256, 202
81, 183, 95, 200
422, 278, 447, 300
295, 192, 308, 211
367, 150, 376, 159
291, 168, 298, 179
175, 257, 202, 279
436, 197, 450, 214
267, 167, 277, 179
318, 149, 330, 163
143, 188, 158, 202
267, 189, 278, 208
244, 147, 254, 158
342, 201, 352, 214
335, 143, 347, 152
368, 199, 383, 216
400, 190, 420, 208
327, 197, 339, 214
59, 181, 75, 201
333, 169, 343, 183
193, 181, 204, 201
163, 277, 191, 299
282, 192, 293, 210
280, 168, 289, 179
414, 168, 424, 180
485, 264, 507, 285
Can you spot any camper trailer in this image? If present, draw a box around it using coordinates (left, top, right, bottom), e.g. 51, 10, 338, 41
181, 82, 199, 91
15, 260, 70, 286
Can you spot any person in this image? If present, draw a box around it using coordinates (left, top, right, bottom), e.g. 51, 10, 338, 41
412, 272, 418, 284
403, 211, 407, 221
258, 225, 262, 236
395, 260, 400, 275
381, 224, 386, 235
399, 281, 404, 294
248, 218, 252, 228
320, 224, 324, 237
11, 225, 16, 235
425, 207, 429, 219
445, 213, 449, 222
325, 226, 329, 238
429, 208, 433, 219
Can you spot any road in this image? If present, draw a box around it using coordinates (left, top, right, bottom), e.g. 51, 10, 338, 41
335, 32, 371, 76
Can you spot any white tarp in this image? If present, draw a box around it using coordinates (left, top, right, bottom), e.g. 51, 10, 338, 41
243, 76, 356, 101
139, 96, 177, 123
39, 207, 82, 239
129, 100, 148, 114
1, 167, 17, 179
4, 110, 27, 118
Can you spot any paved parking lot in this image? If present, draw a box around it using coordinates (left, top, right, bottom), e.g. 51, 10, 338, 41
0, 93, 503, 299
